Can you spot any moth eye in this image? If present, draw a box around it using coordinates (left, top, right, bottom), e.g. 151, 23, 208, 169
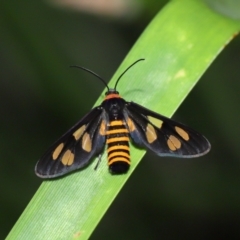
145, 124, 157, 143
61, 149, 75, 166
175, 126, 189, 141
73, 125, 86, 140
52, 143, 64, 160
147, 116, 163, 128
167, 135, 181, 151
82, 132, 92, 152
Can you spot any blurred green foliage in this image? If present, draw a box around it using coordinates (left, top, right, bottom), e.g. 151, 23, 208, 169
1, 0, 240, 239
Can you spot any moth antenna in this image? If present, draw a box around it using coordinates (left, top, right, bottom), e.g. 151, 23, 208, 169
70, 65, 110, 91
114, 58, 145, 90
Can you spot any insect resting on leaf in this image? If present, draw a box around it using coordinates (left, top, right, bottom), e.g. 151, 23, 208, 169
35, 59, 211, 178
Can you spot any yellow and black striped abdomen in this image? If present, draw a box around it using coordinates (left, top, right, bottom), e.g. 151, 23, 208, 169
106, 120, 130, 174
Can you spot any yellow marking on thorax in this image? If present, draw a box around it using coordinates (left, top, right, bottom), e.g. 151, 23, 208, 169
175, 126, 189, 140
106, 136, 129, 144
82, 133, 92, 152
167, 135, 181, 151
147, 116, 163, 128
108, 157, 130, 165
107, 145, 129, 153
106, 128, 129, 135
73, 125, 86, 140
146, 124, 157, 143
61, 149, 74, 166
52, 143, 64, 160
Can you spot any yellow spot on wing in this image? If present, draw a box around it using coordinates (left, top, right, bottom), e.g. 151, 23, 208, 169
99, 120, 106, 136
147, 116, 163, 128
82, 133, 92, 152
167, 135, 181, 151
73, 125, 86, 140
52, 143, 64, 160
61, 149, 74, 166
146, 124, 157, 143
126, 118, 136, 132
175, 126, 189, 140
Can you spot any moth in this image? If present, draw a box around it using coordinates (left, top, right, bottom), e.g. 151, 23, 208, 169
35, 59, 210, 178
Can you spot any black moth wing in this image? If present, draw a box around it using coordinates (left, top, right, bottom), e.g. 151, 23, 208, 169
35, 107, 106, 178
125, 102, 211, 157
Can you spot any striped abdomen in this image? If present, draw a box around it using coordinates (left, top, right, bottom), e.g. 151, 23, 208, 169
106, 120, 130, 174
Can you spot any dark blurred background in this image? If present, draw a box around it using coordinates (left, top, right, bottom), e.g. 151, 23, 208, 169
1, 1, 240, 239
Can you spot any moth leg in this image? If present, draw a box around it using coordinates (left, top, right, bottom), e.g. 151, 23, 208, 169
94, 154, 102, 170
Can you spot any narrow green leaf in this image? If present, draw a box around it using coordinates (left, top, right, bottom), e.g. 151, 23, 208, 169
7, 0, 240, 239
